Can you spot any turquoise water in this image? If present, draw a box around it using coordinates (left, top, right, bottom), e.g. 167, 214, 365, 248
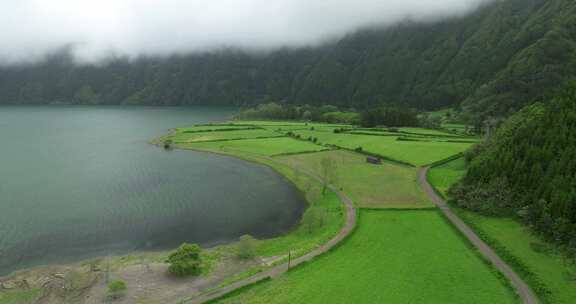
0, 106, 306, 275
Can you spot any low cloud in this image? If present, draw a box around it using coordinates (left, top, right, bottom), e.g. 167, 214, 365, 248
0, 0, 492, 62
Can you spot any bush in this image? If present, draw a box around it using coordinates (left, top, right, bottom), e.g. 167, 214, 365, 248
166, 243, 202, 276
355, 146, 363, 152
237, 235, 257, 259
163, 139, 173, 150
107, 280, 127, 300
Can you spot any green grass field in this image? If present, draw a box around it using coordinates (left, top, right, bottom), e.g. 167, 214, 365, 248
425, 108, 454, 119
165, 122, 514, 304
0, 289, 40, 304
290, 130, 472, 166
277, 150, 431, 208
234, 121, 352, 132
179, 137, 329, 156
428, 157, 467, 196
429, 157, 576, 304
398, 127, 461, 137
171, 128, 282, 143
214, 210, 517, 304
442, 123, 469, 133
457, 211, 576, 304
177, 125, 259, 132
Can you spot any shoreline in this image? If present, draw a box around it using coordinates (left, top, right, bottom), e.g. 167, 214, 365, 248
1, 131, 350, 304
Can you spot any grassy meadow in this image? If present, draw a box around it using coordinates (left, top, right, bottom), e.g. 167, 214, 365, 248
429, 158, 576, 304
427, 157, 467, 196
179, 137, 329, 156
212, 210, 517, 304
277, 150, 431, 208
170, 128, 282, 143
158, 121, 516, 303
289, 129, 473, 166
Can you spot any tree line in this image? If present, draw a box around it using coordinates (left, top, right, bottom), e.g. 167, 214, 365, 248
0, 0, 574, 121
449, 82, 576, 254
235, 102, 426, 128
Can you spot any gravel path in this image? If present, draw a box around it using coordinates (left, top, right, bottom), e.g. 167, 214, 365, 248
418, 166, 538, 304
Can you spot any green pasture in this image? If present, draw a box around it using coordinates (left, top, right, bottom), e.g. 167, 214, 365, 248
179, 137, 328, 156
442, 123, 469, 133
429, 157, 576, 304
425, 108, 454, 119
0, 289, 40, 304
171, 128, 282, 143
457, 211, 576, 304
398, 127, 461, 137
277, 150, 431, 208
176, 125, 259, 132
213, 210, 517, 304
290, 130, 472, 166
428, 157, 467, 196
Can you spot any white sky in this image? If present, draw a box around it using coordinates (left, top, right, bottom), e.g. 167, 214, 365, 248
0, 0, 492, 62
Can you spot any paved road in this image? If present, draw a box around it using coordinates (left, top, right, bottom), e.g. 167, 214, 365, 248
185, 164, 357, 304
418, 167, 538, 304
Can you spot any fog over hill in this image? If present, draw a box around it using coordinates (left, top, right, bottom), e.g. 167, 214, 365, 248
0, 0, 492, 62
0, 0, 574, 120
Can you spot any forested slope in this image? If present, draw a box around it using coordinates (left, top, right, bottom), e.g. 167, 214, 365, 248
0, 0, 575, 118
450, 82, 576, 249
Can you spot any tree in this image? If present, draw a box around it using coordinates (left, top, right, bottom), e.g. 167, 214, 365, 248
166, 243, 202, 276
450, 81, 576, 250
74, 85, 99, 104
320, 157, 338, 195
237, 235, 257, 259
303, 207, 327, 234
107, 280, 127, 300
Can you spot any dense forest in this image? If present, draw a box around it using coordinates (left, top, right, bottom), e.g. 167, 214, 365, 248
450, 82, 576, 251
235, 102, 423, 127
0, 0, 575, 119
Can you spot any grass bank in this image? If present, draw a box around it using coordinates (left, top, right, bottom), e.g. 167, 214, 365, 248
211, 210, 517, 304
429, 158, 576, 304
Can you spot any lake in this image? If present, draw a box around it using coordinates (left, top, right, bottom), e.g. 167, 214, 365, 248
0, 106, 306, 275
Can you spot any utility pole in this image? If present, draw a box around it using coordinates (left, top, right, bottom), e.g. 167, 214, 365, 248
287, 250, 291, 270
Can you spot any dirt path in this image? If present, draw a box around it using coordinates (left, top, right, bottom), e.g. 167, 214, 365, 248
418, 167, 538, 304
184, 163, 357, 304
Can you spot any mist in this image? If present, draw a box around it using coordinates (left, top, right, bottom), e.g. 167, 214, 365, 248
0, 0, 493, 63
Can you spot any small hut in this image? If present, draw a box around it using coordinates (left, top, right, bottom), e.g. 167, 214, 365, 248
366, 156, 381, 165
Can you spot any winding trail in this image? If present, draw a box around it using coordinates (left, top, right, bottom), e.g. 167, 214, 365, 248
185, 162, 357, 304
418, 167, 538, 304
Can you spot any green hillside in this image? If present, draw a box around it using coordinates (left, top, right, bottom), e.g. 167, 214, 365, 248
1, 0, 575, 118
450, 82, 576, 249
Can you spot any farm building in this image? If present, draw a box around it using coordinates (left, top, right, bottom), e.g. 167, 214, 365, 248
366, 156, 381, 165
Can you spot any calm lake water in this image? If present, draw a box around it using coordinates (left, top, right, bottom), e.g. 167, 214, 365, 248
0, 106, 306, 275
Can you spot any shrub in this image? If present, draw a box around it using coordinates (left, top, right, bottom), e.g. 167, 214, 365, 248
163, 139, 173, 150
166, 243, 202, 276
237, 235, 257, 259
355, 146, 363, 152
107, 280, 127, 300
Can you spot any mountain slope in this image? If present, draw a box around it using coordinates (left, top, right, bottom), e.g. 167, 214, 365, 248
450, 81, 576, 248
0, 0, 574, 117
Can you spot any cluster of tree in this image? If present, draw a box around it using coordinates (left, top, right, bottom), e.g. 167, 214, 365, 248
0, 0, 574, 119
359, 104, 419, 127
236, 103, 360, 124
237, 102, 423, 128
449, 82, 576, 252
